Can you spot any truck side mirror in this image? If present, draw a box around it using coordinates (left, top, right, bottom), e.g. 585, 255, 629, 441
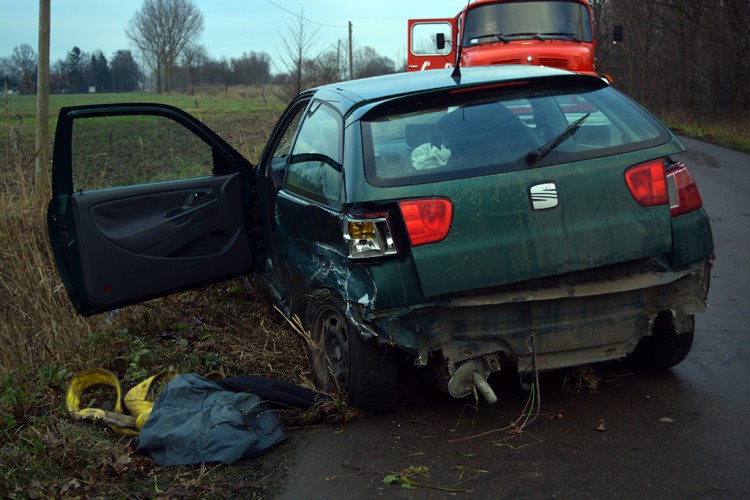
613, 24, 624, 42
436, 33, 446, 51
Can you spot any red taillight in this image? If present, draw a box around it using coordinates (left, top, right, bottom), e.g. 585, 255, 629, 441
625, 159, 668, 207
398, 198, 453, 246
667, 162, 703, 217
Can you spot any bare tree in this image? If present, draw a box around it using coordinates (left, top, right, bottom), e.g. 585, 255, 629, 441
180, 43, 208, 94
354, 46, 396, 79
126, 0, 204, 93
601, 0, 749, 120
604, 0, 658, 105
665, 0, 750, 116
305, 48, 340, 87
216, 57, 232, 97
275, 10, 321, 102
10, 43, 38, 94
0, 57, 18, 87
231, 51, 272, 86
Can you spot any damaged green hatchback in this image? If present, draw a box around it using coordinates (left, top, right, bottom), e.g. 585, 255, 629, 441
48, 66, 713, 411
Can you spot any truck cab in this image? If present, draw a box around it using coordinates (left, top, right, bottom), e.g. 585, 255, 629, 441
408, 0, 621, 78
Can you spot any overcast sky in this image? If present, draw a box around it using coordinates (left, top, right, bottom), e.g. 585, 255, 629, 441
0, 0, 452, 68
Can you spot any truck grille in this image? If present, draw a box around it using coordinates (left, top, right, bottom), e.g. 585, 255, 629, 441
537, 57, 569, 69
491, 58, 523, 65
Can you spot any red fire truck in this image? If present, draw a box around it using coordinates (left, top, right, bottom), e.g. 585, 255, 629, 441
408, 0, 622, 78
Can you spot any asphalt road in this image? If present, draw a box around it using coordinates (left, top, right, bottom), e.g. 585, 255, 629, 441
277, 137, 750, 499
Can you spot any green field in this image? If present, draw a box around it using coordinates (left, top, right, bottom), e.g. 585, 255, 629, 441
5, 87, 285, 116
3, 88, 287, 165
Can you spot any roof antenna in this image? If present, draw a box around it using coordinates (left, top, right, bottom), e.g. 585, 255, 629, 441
451, 1, 471, 81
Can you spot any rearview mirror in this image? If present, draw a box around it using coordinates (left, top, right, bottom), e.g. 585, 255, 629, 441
613, 24, 624, 42
436, 33, 446, 50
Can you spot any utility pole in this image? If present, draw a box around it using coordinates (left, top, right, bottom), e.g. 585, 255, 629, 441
336, 39, 341, 81
348, 21, 353, 80
35, 0, 51, 194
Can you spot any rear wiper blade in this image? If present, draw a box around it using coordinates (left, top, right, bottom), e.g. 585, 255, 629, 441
525, 112, 590, 166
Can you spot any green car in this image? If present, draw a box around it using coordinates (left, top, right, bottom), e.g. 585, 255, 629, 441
48, 66, 713, 411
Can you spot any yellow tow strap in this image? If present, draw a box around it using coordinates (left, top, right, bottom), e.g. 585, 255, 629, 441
66, 369, 177, 435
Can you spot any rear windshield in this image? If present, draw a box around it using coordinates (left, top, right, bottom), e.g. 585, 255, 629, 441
362, 85, 670, 187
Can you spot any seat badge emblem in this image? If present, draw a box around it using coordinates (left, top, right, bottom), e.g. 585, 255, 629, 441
530, 182, 558, 210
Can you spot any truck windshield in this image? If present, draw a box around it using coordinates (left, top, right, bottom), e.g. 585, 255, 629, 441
463, 1, 593, 46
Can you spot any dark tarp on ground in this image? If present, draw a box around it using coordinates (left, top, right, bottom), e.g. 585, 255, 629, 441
136, 374, 321, 466
213, 376, 321, 410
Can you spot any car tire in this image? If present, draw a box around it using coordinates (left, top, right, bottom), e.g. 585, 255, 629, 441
307, 293, 398, 412
626, 313, 695, 372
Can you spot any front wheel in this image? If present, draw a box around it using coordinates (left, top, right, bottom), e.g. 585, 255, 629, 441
626, 313, 695, 372
307, 294, 398, 412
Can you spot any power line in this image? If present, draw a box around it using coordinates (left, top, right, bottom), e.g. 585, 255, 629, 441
263, 0, 348, 29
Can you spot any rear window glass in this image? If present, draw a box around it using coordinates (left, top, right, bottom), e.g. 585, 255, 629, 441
362, 86, 669, 187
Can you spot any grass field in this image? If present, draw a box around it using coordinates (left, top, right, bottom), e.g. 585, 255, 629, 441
0, 86, 319, 498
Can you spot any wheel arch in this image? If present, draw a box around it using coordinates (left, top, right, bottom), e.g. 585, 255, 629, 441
302, 286, 380, 342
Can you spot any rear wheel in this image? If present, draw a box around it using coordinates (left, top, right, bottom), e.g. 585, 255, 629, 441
626, 313, 695, 372
307, 293, 398, 412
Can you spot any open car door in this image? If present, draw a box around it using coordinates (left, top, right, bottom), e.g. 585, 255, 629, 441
48, 103, 258, 316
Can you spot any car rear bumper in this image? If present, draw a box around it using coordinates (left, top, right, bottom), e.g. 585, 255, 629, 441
358, 257, 712, 373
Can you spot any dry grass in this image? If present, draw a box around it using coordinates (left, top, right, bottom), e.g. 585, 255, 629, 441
0, 87, 316, 498
660, 110, 750, 154
0, 87, 300, 380
561, 364, 601, 394
191, 84, 279, 102
0, 178, 101, 374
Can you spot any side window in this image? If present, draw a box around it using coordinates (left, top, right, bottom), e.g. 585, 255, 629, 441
266, 101, 307, 187
285, 101, 343, 206
72, 115, 213, 191
271, 106, 305, 159
410, 22, 452, 56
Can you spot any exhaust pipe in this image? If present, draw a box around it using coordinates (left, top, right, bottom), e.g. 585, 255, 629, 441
472, 371, 498, 404
447, 357, 499, 404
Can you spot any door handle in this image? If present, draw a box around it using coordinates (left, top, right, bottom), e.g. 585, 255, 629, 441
164, 190, 217, 223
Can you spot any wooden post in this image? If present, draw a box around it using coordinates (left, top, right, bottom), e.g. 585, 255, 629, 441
35, 0, 51, 194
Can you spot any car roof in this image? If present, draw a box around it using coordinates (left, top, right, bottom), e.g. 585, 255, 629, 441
309, 65, 604, 116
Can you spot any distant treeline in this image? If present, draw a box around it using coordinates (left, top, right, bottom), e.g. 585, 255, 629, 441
0, 43, 396, 97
